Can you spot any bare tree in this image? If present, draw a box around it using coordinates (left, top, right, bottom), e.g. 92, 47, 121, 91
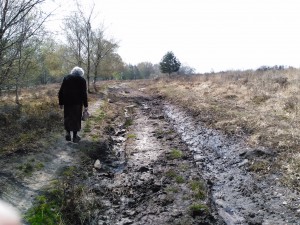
91, 28, 118, 91
64, 1, 120, 92
14, 22, 43, 103
0, 0, 52, 102
64, 14, 85, 67
64, 1, 95, 92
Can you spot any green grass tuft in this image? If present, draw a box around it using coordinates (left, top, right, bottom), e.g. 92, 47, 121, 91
25, 195, 64, 225
175, 175, 185, 184
127, 134, 136, 139
165, 169, 177, 178
189, 180, 206, 200
189, 203, 209, 216
124, 118, 133, 128
168, 149, 183, 159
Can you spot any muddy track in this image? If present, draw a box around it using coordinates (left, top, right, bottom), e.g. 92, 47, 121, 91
164, 104, 300, 225
81, 85, 222, 224
1, 83, 300, 225
93, 84, 300, 225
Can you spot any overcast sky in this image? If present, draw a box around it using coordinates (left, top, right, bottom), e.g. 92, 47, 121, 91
46, 0, 300, 73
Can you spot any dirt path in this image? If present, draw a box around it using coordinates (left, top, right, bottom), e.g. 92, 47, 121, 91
82, 84, 221, 224
1, 82, 300, 225
89, 83, 300, 225
0, 100, 102, 214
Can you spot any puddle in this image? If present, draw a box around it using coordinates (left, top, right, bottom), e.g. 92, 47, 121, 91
164, 103, 300, 225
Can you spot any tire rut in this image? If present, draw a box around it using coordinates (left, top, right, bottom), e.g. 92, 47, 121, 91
164, 103, 300, 225
82, 85, 222, 225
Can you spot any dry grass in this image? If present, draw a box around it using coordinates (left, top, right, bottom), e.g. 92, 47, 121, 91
0, 84, 63, 155
137, 68, 300, 189
0, 83, 100, 156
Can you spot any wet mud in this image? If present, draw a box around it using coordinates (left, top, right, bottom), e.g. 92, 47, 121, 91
84, 87, 221, 224
164, 104, 300, 225
94, 85, 300, 225
1, 83, 300, 225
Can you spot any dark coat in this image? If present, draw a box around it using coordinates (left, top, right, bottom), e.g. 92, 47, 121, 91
58, 74, 88, 108
58, 74, 88, 132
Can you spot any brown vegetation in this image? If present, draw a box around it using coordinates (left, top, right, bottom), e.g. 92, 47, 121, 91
0, 84, 100, 156
140, 68, 300, 189
0, 84, 62, 155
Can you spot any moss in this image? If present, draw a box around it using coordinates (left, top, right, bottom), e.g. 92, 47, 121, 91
166, 186, 179, 193
249, 160, 269, 172
91, 134, 100, 142
94, 110, 106, 122
84, 120, 92, 133
17, 162, 34, 175
252, 94, 271, 105
24, 163, 34, 174
61, 166, 76, 177
179, 163, 189, 171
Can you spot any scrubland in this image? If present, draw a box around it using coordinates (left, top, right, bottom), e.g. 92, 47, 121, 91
0, 84, 63, 155
2, 69, 300, 190
0, 84, 100, 156
2, 71, 300, 224
144, 68, 300, 189
1, 69, 300, 189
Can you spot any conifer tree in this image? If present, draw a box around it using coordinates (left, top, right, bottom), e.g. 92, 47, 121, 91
159, 51, 181, 76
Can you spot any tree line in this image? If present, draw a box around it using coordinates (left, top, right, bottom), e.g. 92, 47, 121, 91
0, 0, 195, 102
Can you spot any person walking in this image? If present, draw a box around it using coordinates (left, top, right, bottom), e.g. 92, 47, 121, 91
58, 66, 88, 143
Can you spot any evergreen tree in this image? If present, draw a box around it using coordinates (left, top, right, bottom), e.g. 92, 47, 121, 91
159, 51, 181, 76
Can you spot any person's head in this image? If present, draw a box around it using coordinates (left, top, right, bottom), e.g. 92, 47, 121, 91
70, 66, 84, 77
0, 200, 21, 225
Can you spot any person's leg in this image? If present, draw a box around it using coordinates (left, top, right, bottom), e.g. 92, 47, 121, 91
65, 130, 71, 141
73, 130, 81, 143
64, 105, 72, 141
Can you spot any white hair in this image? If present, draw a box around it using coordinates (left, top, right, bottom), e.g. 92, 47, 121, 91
0, 200, 21, 225
70, 66, 84, 77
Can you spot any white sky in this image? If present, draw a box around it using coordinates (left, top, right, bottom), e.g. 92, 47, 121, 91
45, 0, 300, 73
